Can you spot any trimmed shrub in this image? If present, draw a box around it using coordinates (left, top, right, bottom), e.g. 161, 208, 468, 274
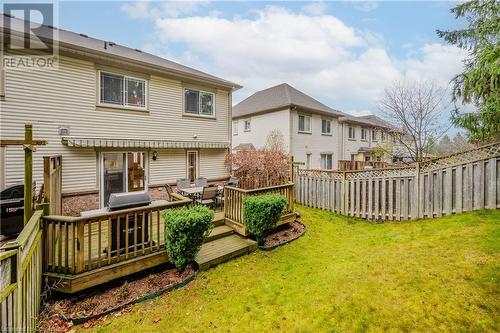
243, 194, 288, 245
162, 205, 214, 271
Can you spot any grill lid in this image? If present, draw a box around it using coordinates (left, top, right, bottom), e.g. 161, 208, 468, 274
108, 191, 151, 211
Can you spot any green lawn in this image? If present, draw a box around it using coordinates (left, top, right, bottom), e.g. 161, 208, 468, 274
81, 206, 499, 332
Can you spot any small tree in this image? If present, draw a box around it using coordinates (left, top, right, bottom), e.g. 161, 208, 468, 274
264, 129, 286, 153
378, 80, 452, 162
225, 149, 290, 189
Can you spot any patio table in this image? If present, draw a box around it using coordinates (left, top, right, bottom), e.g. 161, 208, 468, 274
181, 185, 223, 196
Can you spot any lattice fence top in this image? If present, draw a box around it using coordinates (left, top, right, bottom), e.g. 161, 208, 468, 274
296, 169, 344, 180
419, 142, 500, 172
345, 167, 416, 180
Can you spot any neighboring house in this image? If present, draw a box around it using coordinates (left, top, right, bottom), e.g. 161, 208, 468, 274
0, 16, 241, 208
232, 83, 345, 170
338, 115, 401, 163
232, 84, 403, 169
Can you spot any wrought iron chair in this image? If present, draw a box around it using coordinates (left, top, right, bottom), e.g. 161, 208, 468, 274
176, 178, 191, 195
194, 177, 208, 188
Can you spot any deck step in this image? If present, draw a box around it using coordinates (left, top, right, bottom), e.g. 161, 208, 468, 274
212, 212, 225, 226
204, 225, 234, 243
196, 234, 257, 271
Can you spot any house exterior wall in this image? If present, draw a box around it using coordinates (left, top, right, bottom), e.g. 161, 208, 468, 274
1, 55, 230, 194
339, 123, 395, 164
232, 108, 290, 151
290, 109, 340, 169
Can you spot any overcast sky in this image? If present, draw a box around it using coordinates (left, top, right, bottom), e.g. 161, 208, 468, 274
58, 1, 469, 128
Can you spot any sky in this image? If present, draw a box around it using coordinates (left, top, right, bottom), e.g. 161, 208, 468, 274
54, 1, 469, 127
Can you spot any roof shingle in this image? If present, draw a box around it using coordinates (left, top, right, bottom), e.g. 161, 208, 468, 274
233, 83, 345, 118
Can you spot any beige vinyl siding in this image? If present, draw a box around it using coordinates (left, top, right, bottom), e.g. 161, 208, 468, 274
199, 149, 228, 179
1, 56, 231, 193
148, 149, 186, 186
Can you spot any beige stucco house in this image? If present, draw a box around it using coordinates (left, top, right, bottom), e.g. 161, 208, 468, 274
0, 16, 240, 209
232, 84, 403, 169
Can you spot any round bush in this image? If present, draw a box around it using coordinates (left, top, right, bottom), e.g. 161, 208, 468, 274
243, 194, 288, 245
162, 205, 214, 271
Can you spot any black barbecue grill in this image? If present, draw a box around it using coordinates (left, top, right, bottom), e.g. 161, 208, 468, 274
107, 191, 152, 255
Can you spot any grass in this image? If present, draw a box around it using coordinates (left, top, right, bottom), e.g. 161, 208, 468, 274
80, 206, 499, 332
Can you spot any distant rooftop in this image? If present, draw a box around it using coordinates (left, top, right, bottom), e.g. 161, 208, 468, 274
1, 14, 241, 90
233, 83, 345, 118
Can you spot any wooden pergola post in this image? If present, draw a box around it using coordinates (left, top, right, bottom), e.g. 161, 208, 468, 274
0, 123, 47, 224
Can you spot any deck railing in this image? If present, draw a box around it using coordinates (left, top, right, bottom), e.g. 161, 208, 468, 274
41, 193, 190, 275
224, 183, 295, 234
338, 160, 388, 171
0, 207, 44, 332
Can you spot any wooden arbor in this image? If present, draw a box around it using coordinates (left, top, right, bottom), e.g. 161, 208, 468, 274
0, 123, 47, 223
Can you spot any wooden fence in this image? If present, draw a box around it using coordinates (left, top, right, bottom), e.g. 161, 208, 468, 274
43, 156, 62, 215
295, 143, 500, 220
0, 207, 44, 332
224, 183, 296, 235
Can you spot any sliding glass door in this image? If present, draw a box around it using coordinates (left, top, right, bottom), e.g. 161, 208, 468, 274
101, 152, 146, 207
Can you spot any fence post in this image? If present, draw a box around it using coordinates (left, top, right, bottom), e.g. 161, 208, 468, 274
24, 124, 33, 224
415, 162, 421, 219
342, 172, 348, 215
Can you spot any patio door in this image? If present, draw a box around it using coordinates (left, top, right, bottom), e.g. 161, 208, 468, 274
100, 152, 147, 207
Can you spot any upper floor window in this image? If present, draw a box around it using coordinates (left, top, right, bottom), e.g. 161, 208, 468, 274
381, 131, 386, 142
320, 154, 333, 169
372, 129, 378, 141
100, 72, 146, 109
233, 121, 238, 135
348, 126, 356, 139
299, 115, 311, 133
321, 119, 332, 135
185, 89, 214, 117
244, 119, 251, 132
361, 128, 368, 141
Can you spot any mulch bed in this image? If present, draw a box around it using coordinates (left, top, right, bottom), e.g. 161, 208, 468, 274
37, 264, 196, 332
260, 221, 306, 250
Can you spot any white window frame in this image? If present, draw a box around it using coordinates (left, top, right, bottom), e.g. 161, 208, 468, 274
381, 131, 387, 142
298, 114, 312, 133
99, 151, 148, 208
372, 129, 378, 141
361, 128, 368, 141
184, 88, 216, 118
320, 153, 333, 170
244, 119, 251, 132
98, 70, 148, 111
233, 120, 238, 135
321, 118, 332, 135
348, 126, 356, 140
186, 150, 199, 181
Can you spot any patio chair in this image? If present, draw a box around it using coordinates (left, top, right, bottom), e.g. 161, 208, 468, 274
226, 176, 239, 187
196, 185, 218, 209
176, 178, 191, 194
194, 177, 208, 188
164, 184, 174, 201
